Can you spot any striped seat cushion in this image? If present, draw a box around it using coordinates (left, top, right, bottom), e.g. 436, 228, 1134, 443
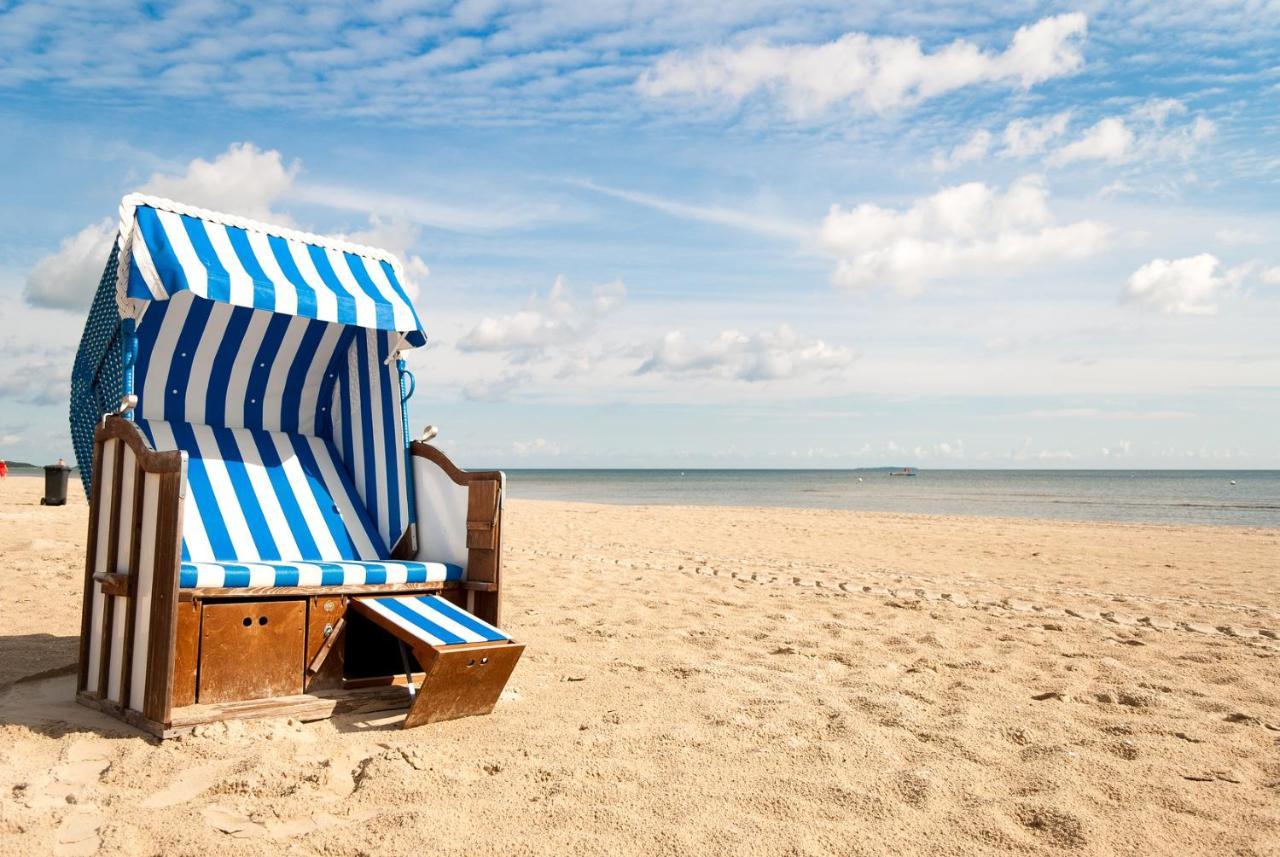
136, 418, 388, 563
358, 594, 508, 646
180, 560, 462, 589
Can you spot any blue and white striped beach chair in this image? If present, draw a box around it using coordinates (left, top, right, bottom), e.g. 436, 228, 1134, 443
70, 195, 522, 736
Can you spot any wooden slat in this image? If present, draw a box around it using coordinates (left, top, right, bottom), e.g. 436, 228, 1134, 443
96, 439, 126, 698
465, 480, 499, 551
143, 468, 185, 725
79, 686, 415, 740
171, 600, 200, 709
120, 453, 145, 708
166, 686, 411, 732
76, 437, 105, 693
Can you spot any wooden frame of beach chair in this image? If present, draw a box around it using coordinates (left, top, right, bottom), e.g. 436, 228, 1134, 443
69, 195, 523, 738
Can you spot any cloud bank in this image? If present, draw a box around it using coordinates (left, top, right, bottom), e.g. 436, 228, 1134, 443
638, 14, 1087, 116
820, 176, 1107, 293
637, 325, 854, 382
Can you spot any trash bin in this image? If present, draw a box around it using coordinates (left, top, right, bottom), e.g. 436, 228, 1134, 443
41, 461, 71, 506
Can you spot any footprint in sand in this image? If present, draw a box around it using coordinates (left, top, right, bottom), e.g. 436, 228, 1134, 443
203, 805, 267, 838
140, 762, 227, 808
52, 759, 110, 787
54, 809, 101, 857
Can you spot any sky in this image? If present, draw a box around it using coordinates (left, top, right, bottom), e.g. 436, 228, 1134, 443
0, 0, 1278, 469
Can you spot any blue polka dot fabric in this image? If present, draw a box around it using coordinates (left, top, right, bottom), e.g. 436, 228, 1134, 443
69, 242, 123, 494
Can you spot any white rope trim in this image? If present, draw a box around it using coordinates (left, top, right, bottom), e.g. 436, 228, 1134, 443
114, 201, 139, 319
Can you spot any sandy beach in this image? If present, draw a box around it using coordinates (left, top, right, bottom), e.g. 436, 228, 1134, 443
0, 476, 1276, 856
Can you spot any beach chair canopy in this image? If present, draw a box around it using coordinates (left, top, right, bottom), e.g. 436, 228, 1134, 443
71, 195, 428, 568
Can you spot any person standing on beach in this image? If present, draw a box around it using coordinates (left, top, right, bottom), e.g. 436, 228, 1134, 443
0, 459, 7, 479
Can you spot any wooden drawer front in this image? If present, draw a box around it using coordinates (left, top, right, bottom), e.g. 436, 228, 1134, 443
199, 601, 305, 704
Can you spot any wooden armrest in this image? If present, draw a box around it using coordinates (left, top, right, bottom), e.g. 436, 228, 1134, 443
93, 572, 132, 597
462, 581, 499, 593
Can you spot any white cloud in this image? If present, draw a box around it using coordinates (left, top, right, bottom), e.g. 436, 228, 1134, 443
637, 13, 1087, 117
512, 437, 560, 457
1001, 112, 1073, 158
461, 370, 531, 402
590, 279, 627, 315
1048, 117, 1134, 166
934, 113, 1070, 171
932, 129, 992, 171
941, 100, 1212, 173
636, 325, 853, 382
458, 275, 626, 353
1215, 228, 1264, 246
23, 219, 116, 310
140, 143, 299, 221
1026, 408, 1194, 420
820, 176, 1108, 293
0, 339, 73, 406
1122, 253, 1245, 315
1048, 100, 1214, 167
1261, 266, 1280, 286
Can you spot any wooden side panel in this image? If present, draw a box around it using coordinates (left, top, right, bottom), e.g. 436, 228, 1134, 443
404, 640, 524, 728
105, 444, 137, 704
77, 435, 106, 694
199, 601, 306, 704
78, 417, 184, 727
467, 479, 503, 627
84, 439, 117, 695
128, 471, 161, 711
142, 468, 185, 724
170, 600, 201, 709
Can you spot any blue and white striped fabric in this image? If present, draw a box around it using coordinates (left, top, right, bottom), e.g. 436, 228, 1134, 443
130, 294, 412, 553
179, 560, 462, 589
137, 418, 389, 564
329, 327, 410, 552
359, 594, 508, 646
125, 202, 425, 346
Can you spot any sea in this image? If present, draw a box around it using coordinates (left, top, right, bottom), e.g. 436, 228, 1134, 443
7, 465, 1277, 528
504, 469, 1280, 528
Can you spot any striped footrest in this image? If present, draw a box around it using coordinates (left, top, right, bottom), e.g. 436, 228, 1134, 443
355, 594, 508, 647
179, 560, 463, 588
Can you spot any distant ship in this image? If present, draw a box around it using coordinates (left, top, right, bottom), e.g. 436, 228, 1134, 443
889, 467, 917, 477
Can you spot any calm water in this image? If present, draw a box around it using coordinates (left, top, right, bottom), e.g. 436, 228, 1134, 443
505, 469, 1280, 528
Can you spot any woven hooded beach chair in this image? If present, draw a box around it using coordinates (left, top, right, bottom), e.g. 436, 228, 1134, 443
69, 195, 522, 737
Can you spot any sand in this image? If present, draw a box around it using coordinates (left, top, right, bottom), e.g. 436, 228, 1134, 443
0, 476, 1277, 856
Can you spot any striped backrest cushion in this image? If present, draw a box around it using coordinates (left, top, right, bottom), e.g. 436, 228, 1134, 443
130, 293, 412, 558
136, 419, 388, 563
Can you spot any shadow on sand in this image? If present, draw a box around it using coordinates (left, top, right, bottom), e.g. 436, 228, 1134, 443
0, 633, 140, 739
